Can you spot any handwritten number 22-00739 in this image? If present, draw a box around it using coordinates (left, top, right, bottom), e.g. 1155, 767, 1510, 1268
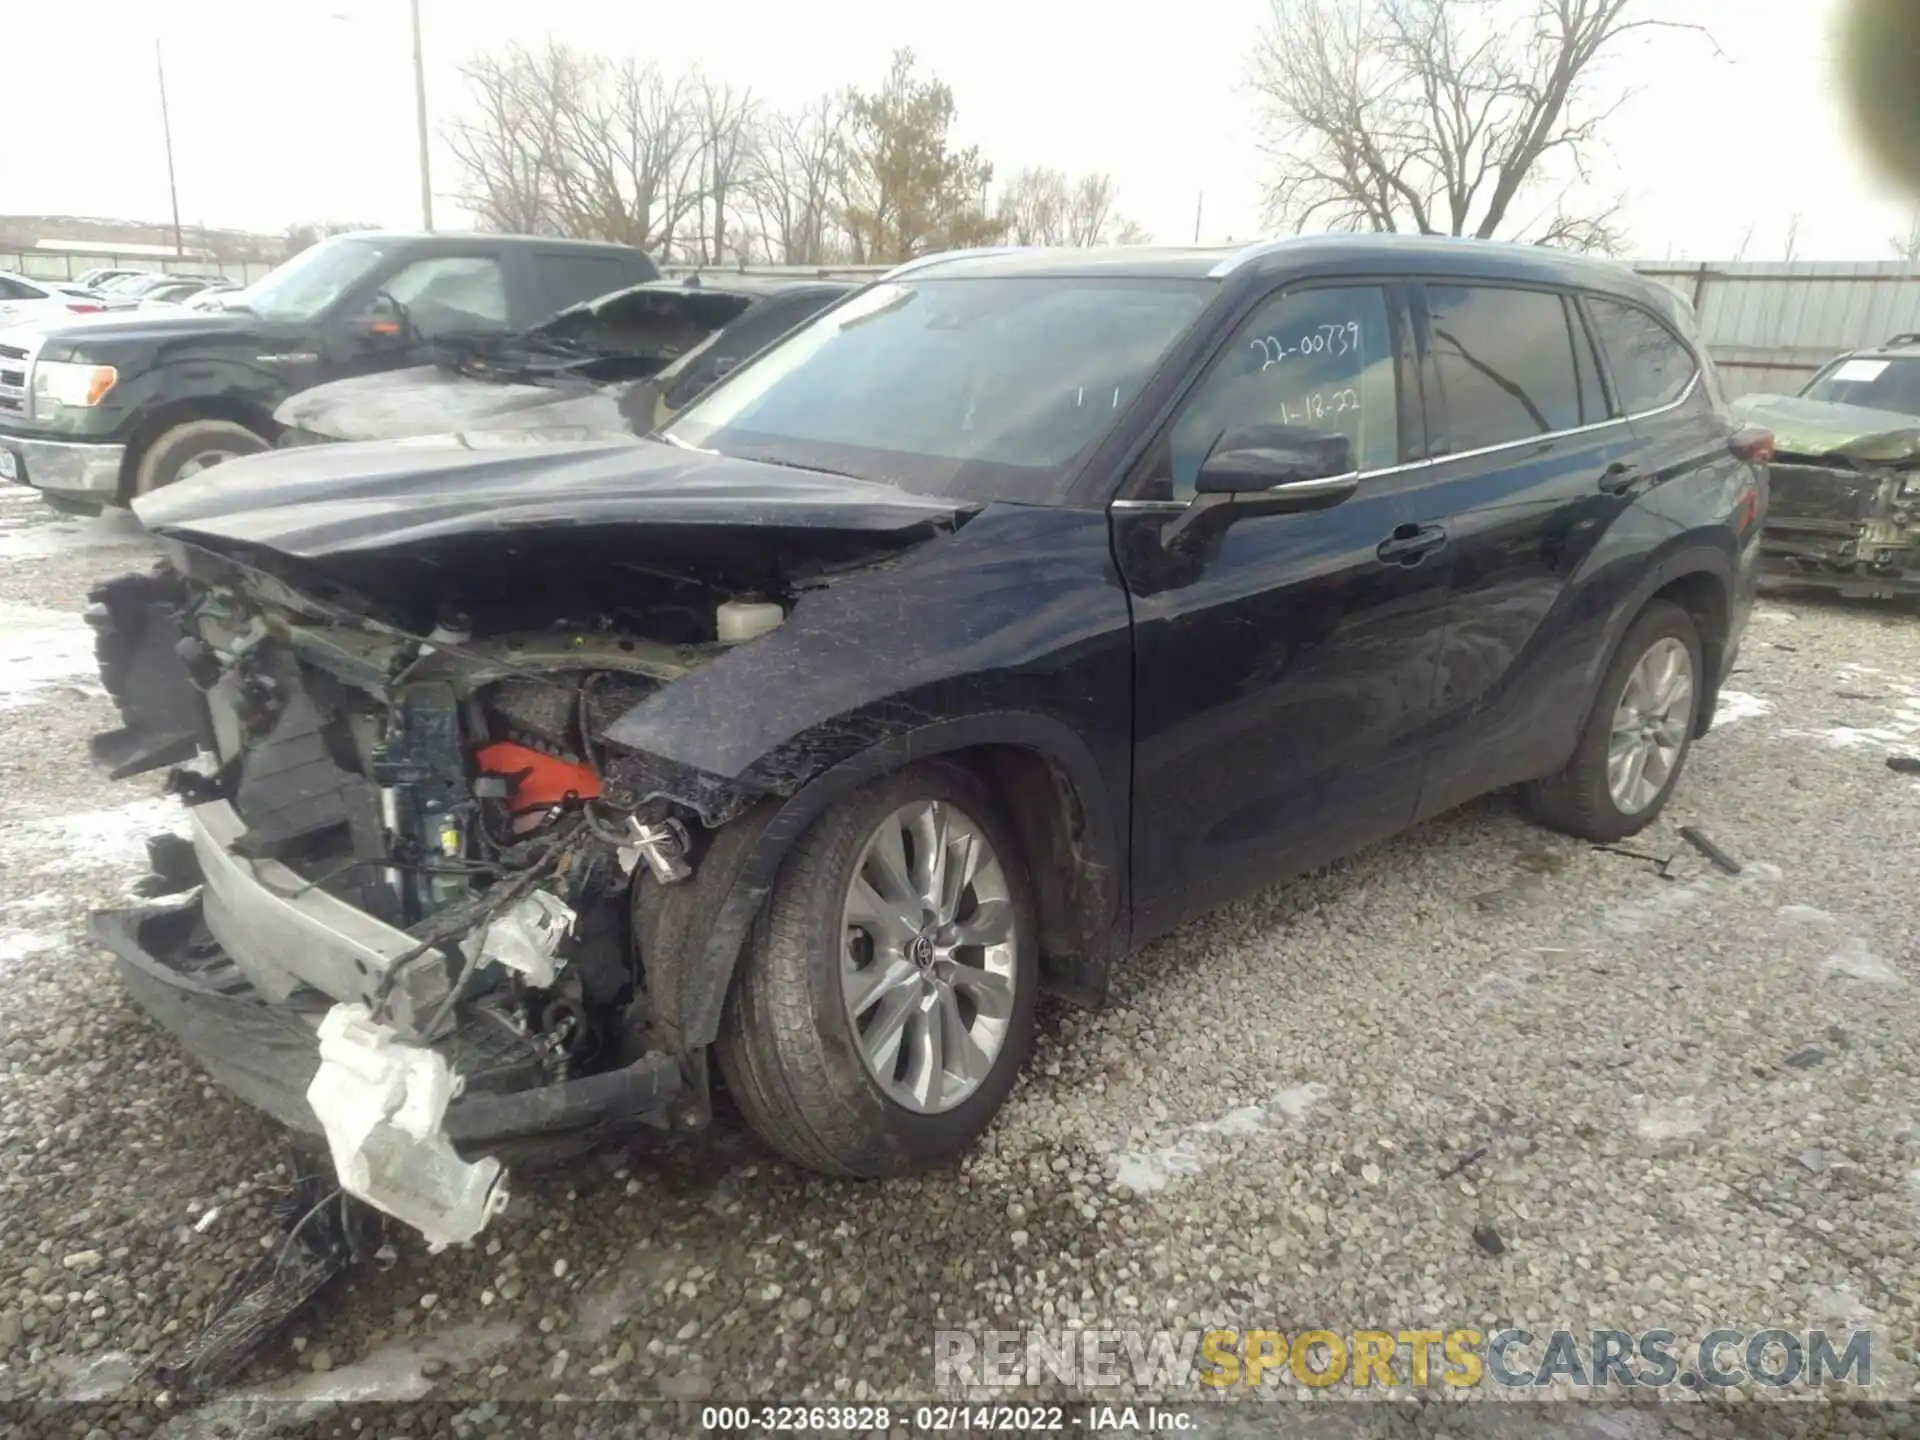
1250, 321, 1362, 370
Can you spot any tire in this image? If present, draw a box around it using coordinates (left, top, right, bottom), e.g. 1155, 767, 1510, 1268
131, 419, 268, 498
717, 761, 1040, 1177
1525, 599, 1703, 842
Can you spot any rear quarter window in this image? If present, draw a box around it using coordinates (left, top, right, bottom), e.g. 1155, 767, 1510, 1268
1583, 296, 1698, 415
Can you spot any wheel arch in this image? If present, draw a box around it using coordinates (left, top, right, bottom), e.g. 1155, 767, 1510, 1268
638, 712, 1128, 1054
119, 395, 281, 502
1594, 543, 1733, 740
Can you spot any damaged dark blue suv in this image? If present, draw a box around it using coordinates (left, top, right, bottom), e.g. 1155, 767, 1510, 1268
88, 236, 1766, 1248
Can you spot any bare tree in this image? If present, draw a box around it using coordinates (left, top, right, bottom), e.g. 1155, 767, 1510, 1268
743, 94, 854, 264
1251, 0, 1713, 250
1065, 172, 1117, 246
997, 167, 1071, 244
444, 42, 576, 233
1891, 213, 1920, 265
996, 167, 1136, 246
692, 76, 757, 264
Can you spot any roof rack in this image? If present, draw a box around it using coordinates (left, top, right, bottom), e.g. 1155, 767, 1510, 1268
1206, 238, 1295, 277
883, 246, 1032, 280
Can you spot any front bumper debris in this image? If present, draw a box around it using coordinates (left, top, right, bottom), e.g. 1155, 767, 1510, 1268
1, 433, 125, 501
93, 898, 683, 1242
309, 1003, 508, 1251
1760, 457, 1920, 594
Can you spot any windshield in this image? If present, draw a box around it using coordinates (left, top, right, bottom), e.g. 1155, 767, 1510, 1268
664, 276, 1214, 502
244, 236, 388, 324
1801, 355, 1920, 416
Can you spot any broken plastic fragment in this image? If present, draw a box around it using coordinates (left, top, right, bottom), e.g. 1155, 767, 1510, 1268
306, 1004, 509, 1251
463, 889, 574, 989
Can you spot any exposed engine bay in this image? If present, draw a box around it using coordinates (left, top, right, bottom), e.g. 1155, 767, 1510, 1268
82, 433, 982, 1249
93, 542, 802, 1247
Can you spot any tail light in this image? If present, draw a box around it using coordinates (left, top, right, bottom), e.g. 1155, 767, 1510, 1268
1731, 427, 1773, 465
65, 302, 105, 314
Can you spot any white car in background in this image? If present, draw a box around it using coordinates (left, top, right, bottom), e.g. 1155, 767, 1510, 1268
0, 272, 108, 329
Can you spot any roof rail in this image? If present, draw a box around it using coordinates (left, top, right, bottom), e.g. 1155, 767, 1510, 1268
883, 246, 1031, 280
1206, 238, 1296, 278
1885, 332, 1920, 349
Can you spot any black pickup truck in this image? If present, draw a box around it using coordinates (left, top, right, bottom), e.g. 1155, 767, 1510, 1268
0, 231, 657, 512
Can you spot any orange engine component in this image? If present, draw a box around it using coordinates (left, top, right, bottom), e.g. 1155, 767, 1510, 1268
474, 741, 602, 813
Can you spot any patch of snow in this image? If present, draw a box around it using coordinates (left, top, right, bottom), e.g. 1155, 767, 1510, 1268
1822, 938, 1904, 986
0, 506, 149, 561
232, 1321, 521, 1404
0, 929, 60, 967
1776, 903, 1837, 927
0, 602, 97, 713
18, 796, 187, 869
1636, 1098, 1706, 1141
1113, 1082, 1329, 1195
1712, 690, 1772, 725
1599, 860, 1781, 937
51, 1350, 140, 1401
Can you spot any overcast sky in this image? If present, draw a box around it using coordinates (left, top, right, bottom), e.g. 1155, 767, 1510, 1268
5, 0, 1914, 260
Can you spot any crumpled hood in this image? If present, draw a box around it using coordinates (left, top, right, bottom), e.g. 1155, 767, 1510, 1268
275, 365, 635, 441
133, 435, 976, 565
1732, 392, 1920, 465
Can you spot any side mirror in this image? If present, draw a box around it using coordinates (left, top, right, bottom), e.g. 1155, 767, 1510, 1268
352, 293, 408, 343
1164, 424, 1359, 552
1195, 423, 1355, 494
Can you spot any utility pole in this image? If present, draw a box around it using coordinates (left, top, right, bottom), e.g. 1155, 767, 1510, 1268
410, 0, 434, 230
1192, 191, 1204, 244
156, 39, 183, 256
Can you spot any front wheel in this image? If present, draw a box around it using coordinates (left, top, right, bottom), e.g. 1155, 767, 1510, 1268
1525, 598, 1703, 842
131, 419, 268, 498
717, 762, 1038, 1177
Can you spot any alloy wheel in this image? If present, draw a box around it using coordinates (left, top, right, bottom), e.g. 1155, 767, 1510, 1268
1607, 636, 1694, 815
839, 799, 1019, 1113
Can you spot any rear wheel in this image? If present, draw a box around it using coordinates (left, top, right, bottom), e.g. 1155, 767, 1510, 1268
717, 762, 1038, 1176
1525, 599, 1702, 841
131, 419, 268, 498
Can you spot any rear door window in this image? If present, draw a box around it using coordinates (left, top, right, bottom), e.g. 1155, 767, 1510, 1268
1424, 285, 1582, 453
1583, 296, 1698, 415
529, 252, 654, 320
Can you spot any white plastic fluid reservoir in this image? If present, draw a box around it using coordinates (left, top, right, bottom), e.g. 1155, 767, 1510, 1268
716, 600, 785, 644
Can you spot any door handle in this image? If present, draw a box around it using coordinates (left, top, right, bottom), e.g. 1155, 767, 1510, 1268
1376, 522, 1448, 565
1598, 460, 1641, 495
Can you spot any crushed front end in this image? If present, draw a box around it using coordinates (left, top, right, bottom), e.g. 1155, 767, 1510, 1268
1734, 392, 1920, 594
87, 553, 721, 1249
78, 435, 977, 1248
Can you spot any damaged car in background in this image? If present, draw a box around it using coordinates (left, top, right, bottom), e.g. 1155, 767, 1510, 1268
1734, 336, 1920, 594
85, 237, 1763, 1266
273, 275, 853, 447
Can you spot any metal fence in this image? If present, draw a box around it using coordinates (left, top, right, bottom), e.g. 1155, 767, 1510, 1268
1629, 261, 1920, 399
0, 249, 274, 285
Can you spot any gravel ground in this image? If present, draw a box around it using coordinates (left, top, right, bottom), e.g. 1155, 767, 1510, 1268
0, 483, 1916, 1437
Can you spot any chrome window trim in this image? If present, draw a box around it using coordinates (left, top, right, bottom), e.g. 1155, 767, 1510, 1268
1110, 370, 1700, 513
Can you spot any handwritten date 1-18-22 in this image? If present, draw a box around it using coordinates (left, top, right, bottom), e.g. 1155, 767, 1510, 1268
1278, 388, 1360, 425
1250, 322, 1362, 369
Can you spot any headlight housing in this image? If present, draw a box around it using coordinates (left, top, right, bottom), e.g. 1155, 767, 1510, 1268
33, 360, 118, 409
